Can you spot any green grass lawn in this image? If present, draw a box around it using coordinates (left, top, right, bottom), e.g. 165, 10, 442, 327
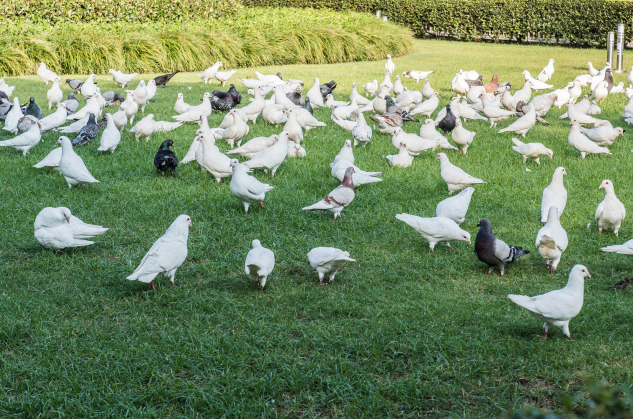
1, 39, 633, 417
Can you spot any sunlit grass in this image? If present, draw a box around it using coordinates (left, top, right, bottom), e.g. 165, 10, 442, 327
0, 39, 632, 417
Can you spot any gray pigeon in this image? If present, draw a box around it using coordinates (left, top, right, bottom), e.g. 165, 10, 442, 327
62, 92, 79, 115
72, 113, 99, 146
101, 91, 125, 107
17, 115, 40, 134
474, 218, 529, 276
66, 79, 84, 92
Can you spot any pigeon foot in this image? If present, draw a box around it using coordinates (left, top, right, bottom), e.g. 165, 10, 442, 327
148, 280, 155, 291
260, 201, 264, 208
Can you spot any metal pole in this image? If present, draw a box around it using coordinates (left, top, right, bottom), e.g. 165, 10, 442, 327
607, 32, 614, 69
376, 10, 381, 19
616, 23, 625, 72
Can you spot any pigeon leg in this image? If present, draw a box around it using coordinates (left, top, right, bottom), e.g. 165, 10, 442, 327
487, 267, 494, 275
567, 336, 574, 341
445, 242, 455, 251
500, 265, 505, 276
535, 157, 541, 166
537, 328, 547, 339
148, 280, 155, 291
319, 273, 325, 286
458, 148, 462, 154
599, 228, 603, 234
260, 201, 264, 208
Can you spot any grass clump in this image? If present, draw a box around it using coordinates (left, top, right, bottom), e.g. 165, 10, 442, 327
0, 8, 413, 76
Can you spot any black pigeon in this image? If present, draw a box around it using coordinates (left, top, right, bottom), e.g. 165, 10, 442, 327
474, 218, 529, 276
227, 84, 242, 105
606, 277, 633, 290
286, 92, 305, 106
276, 72, 283, 80
304, 97, 314, 115
465, 75, 484, 87
437, 105, 456, 135
62, 92, 79, 115
516, 101, 549, 125
0, 91, 8, 101
320, 80, 337, 98
154, 139, 178, 174
0, 98, 11, 120
385, 95, 419, 122
211, 95, 233, 112
72, 113, 99, 146
96, 117, 107, 130
101, 91, 125, 107
154, 70, 179, 87
211, 89, 235, 104
66, 79, 84, 92
23, 97, 43, 120
605, 68, 614, 93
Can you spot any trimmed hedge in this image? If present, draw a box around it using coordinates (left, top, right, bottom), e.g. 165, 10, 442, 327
0, 0, 242, 24
0, 8, 413, 76
241, 0, 633, 47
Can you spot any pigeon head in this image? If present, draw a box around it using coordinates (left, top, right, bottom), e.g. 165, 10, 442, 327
29, 97, 35, 104
436, 152, 448, 163
88, 113, 96, 124
571, 264, 591, 279
159, 139, 174, 150
276, 72, 282, 79
344, 140, 352, 148
599, 179, 615, 192
617, 127, 625, 136
461, 231, 471, 244
387, 54, 391, 59
108, 69, 114, 74
385, 96, 395, 105
399, 141, 407, 149
341, 167, 355, 188
252, 239, 262, 248
476, 218, 492, 232
39, 62, 46, 68
229, 158, 240, 168
57, 207, 72, 224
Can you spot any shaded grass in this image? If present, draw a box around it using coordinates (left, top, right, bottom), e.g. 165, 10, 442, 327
0, 40, 633, 417
0, 8, 413, 76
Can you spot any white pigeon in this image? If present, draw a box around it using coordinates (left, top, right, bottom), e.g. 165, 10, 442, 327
0, 122, 41, 156
0, 82, 15, 97
59, 113, 90, 134
378, 71, 393, 95
198, 62, 223, 84
39, 103, 68, 133
363, 79, 378, 97
287, 142, 306, 158
215, 109, 249, 148
537, 59, 555, 82
331, 158, 381, 187
174, 93, 191, 115
385, 54, 395, 73
127, 214, 191, 290
419, 119, 457, 151
146, 79, 157, 101
307, 247, 355, 285
133, 80, 149, 113
173, 92, 212, 123
109, 69, 138, 88
352, 111, 372, 147
386, 141, 413, 168
392, 75, 404, 96
403, 70, 434, 83
3, 97, 23, 134
80, 74, 97, 98
97, 113, 121, 153
325, 94, 349, 109
255, 71, 282, 85
245, 240, 275, 290
568, 120, 611, 159
451, 120, 475, 154
590, 80, 609, 102
610, 82, 625, 94
66, 95, 100, 121
46, 77, 63, 109
511, 138, 552, 165
349, 83, 371, 106
197, 133, 232, 183
595, 179, 626, 236
588, 101, 601, 115
436, 187, 474, 225
306, 78, 325, 108
410, 92, 440, 117
552, 85, 571, 108
541, 167, 567, 222
240, 86, 267, 123
34, 207, 108, 252
536, 206, 568, 274
481, 93, 516, 127
391, 128, 437, 155
303, 167, 355, 220
229, 159, 274, 213
129, 114, 155, 141
508, 265, 591, 341
33, 147, 62, 170
332, 99, 358, 121
395, 88, 423, 111
242, 131, 289, 177
522, 70, 553, 90
332, 140, 355, 165
294, 108, 326, 131
422, 79, 435, 99
395, 215, 471, 251
37, 62, 59, 84
437, 152, 485, 194
122, 90, 139, 124
579, 125, 624, 146
57, 136, 99, 188
601, 240, 633, 256
451, 70, 469, 97
227, 134, 278, 159
215, 70, 237, 86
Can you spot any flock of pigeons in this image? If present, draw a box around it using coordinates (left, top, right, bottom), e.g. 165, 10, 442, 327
2, 54, 633, 341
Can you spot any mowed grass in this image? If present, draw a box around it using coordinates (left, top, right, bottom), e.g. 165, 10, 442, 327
1, 40, 633, 417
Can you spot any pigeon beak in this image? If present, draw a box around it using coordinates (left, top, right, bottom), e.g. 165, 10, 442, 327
467, 239, 471, 244
586, 272, 592, 278
188, 220, 192, 227
599, 184, 605, 189
66, 218, 70, 223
